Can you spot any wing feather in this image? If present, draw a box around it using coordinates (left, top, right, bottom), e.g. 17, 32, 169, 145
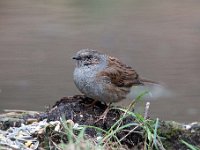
97, 56, 142, 88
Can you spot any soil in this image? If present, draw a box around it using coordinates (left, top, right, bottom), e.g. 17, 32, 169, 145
0, 95, 200, 149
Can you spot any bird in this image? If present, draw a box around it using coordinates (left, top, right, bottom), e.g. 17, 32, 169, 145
72, 49, 162, 121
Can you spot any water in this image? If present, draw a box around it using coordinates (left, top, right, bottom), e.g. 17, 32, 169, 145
0, 0, 200, 122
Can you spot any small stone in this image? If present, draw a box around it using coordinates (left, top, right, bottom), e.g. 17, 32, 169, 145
25, 140, 32, 147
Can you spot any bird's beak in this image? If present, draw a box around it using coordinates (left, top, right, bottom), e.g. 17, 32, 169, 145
72, 56, 81, 60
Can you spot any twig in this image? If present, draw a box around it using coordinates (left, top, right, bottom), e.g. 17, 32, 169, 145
144, 102, 150, 120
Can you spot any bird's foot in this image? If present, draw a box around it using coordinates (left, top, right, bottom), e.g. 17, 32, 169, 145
95, 106, 110, 123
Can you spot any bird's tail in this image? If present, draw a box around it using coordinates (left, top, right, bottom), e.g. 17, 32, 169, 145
140, 78, 159, 85
128, 78, 170, 101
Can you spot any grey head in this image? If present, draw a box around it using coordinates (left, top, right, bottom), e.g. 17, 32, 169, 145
72, 49, 107, 68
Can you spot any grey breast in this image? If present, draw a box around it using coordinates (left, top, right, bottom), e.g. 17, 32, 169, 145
73, 58, 109, 101
73, 65, 101, 98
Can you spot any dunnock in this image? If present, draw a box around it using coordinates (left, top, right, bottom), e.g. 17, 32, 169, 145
72, 49, 161, 104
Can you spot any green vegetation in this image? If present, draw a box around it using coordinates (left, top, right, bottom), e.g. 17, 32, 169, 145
45, 92, 166, 150
181, 140, 200, 150
0, 93, 199, 149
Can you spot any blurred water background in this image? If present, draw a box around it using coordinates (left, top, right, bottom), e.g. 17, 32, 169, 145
0, 0, 200, 122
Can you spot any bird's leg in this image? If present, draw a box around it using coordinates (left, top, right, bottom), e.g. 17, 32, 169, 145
95, 103, 112, 123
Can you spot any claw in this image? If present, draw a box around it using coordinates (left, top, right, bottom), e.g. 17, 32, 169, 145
95, 103, 111, 123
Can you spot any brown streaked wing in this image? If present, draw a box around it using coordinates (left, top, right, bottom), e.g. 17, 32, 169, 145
97, 56, 142, 87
